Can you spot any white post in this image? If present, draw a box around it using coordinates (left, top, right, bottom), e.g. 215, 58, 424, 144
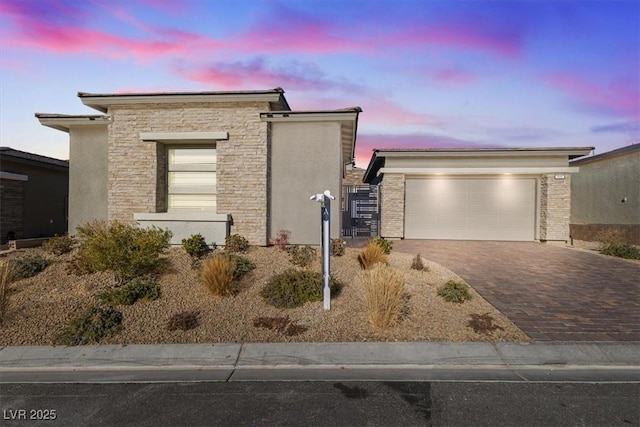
310, 190, 334, 310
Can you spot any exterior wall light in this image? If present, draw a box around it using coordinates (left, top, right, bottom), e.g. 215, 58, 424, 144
554, 174, 565, 180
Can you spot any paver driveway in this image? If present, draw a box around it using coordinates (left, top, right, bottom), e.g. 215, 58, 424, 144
392, 240, 640, 342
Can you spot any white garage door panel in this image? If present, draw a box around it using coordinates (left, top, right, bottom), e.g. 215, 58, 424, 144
405, 178, 536, 241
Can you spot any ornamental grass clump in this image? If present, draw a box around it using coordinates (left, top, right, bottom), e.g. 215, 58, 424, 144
357, 264, 406, 329
437, 280, 472, 304
357, 242, 388, 269
0, 261, 15, 324
75, 220, 171, 280
367, 236, 393, 254
201, 253, 235, 296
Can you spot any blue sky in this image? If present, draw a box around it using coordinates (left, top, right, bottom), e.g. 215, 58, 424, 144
1, 0, 638, 167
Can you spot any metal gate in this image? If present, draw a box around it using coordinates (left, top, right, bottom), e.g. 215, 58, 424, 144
342, 185, 379, 238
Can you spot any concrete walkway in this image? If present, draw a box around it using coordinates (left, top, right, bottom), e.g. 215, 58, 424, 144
392, 240, 640, 342
1, 342, 638, 383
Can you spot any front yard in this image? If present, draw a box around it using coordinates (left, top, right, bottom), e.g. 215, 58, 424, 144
0, 245, 530, 345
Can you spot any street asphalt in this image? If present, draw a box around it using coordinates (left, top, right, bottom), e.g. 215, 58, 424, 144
1, 342, 638, 383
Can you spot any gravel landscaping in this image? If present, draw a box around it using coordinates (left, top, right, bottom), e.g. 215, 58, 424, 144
0, 246, 530, 345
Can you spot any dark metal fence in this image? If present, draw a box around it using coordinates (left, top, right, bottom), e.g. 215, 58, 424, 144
342, 185, 379, 238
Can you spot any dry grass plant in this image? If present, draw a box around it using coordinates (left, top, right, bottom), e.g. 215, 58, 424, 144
0, 260, 15, 323
357, 264, 406, 329
358, 243, 388, 269
596, 228, 625, 250
201, 254, 234, 296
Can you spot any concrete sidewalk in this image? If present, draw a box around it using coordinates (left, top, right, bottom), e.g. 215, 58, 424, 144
1, 342, 638, 383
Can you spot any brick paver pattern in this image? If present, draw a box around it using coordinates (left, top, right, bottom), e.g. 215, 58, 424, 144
389, 240, 640, 342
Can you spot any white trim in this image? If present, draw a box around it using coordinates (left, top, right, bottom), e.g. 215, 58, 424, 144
0, 171, 29, 181
134, 212, 229, 222
379, 167, 580, 176
374, 148, 593, 158
82, 93, 283, 112
37, 116, 111, 132
140, 131, 228, 143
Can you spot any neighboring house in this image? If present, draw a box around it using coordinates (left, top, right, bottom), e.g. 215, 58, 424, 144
569, 144, 640, 245
37, 88, 361, 246
0, 147, 69, 244
363, 147, 593, 242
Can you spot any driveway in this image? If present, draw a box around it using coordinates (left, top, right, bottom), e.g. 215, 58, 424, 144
391, 240, 640, 342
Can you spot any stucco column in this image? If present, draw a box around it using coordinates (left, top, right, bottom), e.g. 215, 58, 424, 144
380, 173, 405, 239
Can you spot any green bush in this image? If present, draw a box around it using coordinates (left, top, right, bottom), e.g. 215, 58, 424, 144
96, 277, 161, 305
261, 269, 341, 308
437, 280, 472, 304
367, 236, 393, 254
330, 238, 346, 256
75, 220, 171, 280
227, 254, 256, 281
9, 255, 51, 280
181, 233, 210, 258
600, 244, 640, 260
56, 305, 123, 346
287, 245, 317, 268
42, 235, 75, 255
225, 234, 249, 253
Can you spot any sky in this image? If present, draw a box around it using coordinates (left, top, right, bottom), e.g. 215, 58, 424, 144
1, 0, 639, 168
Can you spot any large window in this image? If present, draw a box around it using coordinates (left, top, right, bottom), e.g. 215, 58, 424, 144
167, 147, 217, 212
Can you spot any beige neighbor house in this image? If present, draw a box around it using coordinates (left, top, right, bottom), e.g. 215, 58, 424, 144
37, 88, 361, 246
0, 147, 69, 244
569, 144, 640, 245
363, 147, 594, 242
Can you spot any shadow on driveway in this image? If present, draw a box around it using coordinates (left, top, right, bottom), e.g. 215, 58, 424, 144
392, 240, 640, 342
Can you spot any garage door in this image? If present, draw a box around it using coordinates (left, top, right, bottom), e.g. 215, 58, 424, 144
404, 177, 536, 241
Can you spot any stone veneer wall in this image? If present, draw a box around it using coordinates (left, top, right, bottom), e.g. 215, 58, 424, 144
539, 173, 571, 241
380, 173, 405, 238
107, 101, 271, 245
0, 178, 24, 242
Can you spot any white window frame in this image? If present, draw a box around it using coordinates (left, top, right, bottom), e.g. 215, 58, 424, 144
167, 146, 217, 212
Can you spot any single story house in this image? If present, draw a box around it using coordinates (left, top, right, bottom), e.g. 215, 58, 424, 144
363, 147, 593, 242
37, 88, 361, 246
0, 147, 69, 243
569, 144, 640, 245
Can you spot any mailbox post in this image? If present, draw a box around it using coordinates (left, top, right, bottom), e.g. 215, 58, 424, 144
310, 190, 334, 310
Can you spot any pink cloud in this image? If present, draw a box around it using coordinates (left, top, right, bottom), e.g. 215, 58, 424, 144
355, 133, 503, 167
393, 20, 524, 58
174, 58, 363, 93
543, 72, 640, 119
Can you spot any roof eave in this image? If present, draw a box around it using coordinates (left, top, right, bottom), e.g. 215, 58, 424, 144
36, 113, 111, 132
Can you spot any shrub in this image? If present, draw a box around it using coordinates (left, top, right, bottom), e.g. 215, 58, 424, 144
75, 220, 171, 280
367, 236, 393, 254
596, 229, 625, 249
600, 244, 640, 260
270, 229, 291, 250
227, 254, 256, 281
96, 277, 161, 305
467, 313, 504, 334
252, 315, 308, 336
357, 243, 388, 269
167, 311, 200, 331
201, 253, 235, 296
0, 261, 15, 324
437, 280, 472, 303
42, 235, 75, 255
9, 255, 51, 280
261, 269, 341, 308
411, 253, 428, 271
287, 245, 317, 268
181, 233, 210, 258
330, 238, 346, 257
56, 305, 123, 346
225, 234, 249, 253
357, 265, 406, 329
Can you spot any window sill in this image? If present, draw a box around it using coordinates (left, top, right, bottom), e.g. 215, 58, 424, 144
134, 212, 229, 222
